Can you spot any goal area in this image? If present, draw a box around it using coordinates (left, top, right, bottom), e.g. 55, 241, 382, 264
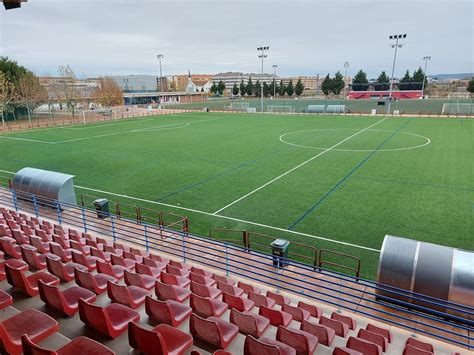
441, 102, 474, 116
267, 105, 294, 113
228, 102, 250, 111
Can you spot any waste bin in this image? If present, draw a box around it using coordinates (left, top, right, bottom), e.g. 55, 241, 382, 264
271, 239, 290, 268
93, 198, 109, 219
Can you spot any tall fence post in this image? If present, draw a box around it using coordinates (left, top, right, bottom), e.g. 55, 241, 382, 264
275, 266, 281, 294
225, 242, 229, 276
56, 201, 62, 225
144, 224, 149, 251
111, 215, 116, 242
32, 195, 39, 218
81, 207, 88, 232
182, 231, 186, 263
11, 189, 18, 212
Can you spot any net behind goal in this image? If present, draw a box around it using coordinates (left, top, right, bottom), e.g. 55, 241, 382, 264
229, 102, 250, 111
441, 103, 474, 116
267, 105, 294, 113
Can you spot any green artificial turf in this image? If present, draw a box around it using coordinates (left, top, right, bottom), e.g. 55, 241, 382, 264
0, 112, 472, 279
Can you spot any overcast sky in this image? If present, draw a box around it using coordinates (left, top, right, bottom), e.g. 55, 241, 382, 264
1, 0, 473, 79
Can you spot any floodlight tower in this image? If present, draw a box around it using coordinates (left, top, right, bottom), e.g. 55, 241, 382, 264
272, 64, 278, 98
421, 56, 431, 99
344, 61, 349, 97
157, 54, 164, 106
387, 34, 407, 115
257, 46, 269, 112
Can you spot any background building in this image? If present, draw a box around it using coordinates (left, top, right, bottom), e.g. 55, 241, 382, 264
109, 75, 159, 93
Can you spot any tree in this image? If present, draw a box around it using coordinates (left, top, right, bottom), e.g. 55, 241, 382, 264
286, 80, 294, 96
295, 79, 304, 96
352, 69, 368, 91
263, 81, 271, 97
321, 74, 332, 97
246, 78, 254, 96
278, 80, 286, 96
239, 80, 246, 97
375, 71, 390, 91
332, 71, 345, 95
168, 81, 177, 92
210, 82, 217, 94
270, 79, 277, 97
399, 70, 412, 90
0, 71, 15, 126
412, 67, 425, 90
56, 65, 81, 116
217, 80, 226, 95
232, 83, 239, 96
92, 77, 123, 108
254, 80, 261, 97
467, 78, 474, 93
17, 72, 47, 124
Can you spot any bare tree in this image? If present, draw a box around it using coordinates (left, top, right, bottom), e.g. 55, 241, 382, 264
0, 71, 15, 126
57, 65, 81, 116
92, 77, 123, 107
17, 73, 47, 124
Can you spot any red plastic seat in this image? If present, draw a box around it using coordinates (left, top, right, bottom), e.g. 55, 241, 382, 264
74, 268, 115, 294
144, 256, 168, 268
297, 301, 322, 318
357, 328, 388, 352
217, 281, 244, 296
190, 292, 228, 318
332, 312, 357, 330
129, 246, 150, 258
20, 244, 56, 270
111, 254, 136, 271
229, 308, 269, 338
97, 259, 126, 279
282, 303, 310, 322
248, 291, 276, 308
49, 242, 73, 262
46, 256, 86, 282
0, 290, 13, 310
104, 245, 123, 256
128, 321, 193, 355
29, 235, 50, 253
244, 335, 296, 355
38, 281, 96, 316
69, 239, 91, 255
276, 325, 318, 355
1, 237, 22, 259
237, 281, 261, 295
21, 224, 34, 236
78, 298, 140, 338
107, 280, 149, 309
113, 242, 130, 252
22, 334, 115, 355
366, 324, 393, 343
0, 309, 59, 354
333, 347, 363, 355
0, 225, 12, 238
189, 272, 216, 286
52, 234, 70, 249
191, 281, 221, 299
123, 250, 144, 264
35, 229, 51, 243
403, 344, 433, 355
156, 280, 191, 302
346, 336, 382, 355
124, 270, 156, 290
168, 259, 191, 271
223, 292, 255, 312
145, 296, 192, 327
136, 262, 163, 278
161, 272, 191, 287
191, 266, 213, 278
266, 290, 290, 305
167, 264, 190, 277
259, 305, 292, 327
71, 250, 100, 271
12, 230, 30, 244
320, 315, 349, 338
5, 264, 59, 297
301, 319, 335, 346
190, 314, 238, 349
405, 338, 434, 353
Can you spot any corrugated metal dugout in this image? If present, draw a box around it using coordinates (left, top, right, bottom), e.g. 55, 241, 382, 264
11, 167, 77, 206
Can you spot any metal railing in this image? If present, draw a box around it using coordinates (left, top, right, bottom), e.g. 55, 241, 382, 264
0, 187, 472, 349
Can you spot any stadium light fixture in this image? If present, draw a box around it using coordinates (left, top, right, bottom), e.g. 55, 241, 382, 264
257, 46, 269, 112
387, 34, 407, 115
157, 54, 164, 106
422, 56, 431, 99
272, 64, 278, 98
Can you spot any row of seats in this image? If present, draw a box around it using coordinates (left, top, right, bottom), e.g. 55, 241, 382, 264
0, 207, 440, 355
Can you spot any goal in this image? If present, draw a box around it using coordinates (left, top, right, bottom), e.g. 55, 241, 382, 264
447, 93, 471, 99
441, 102, 474, 116
229, 102, 250, 111
267, 105, 294, 114
81, 109, 117, 124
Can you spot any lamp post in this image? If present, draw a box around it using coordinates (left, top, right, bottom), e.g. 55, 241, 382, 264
422, 56, 431, 99
344, 61, 349, 98
257, 46, 269, 112
272, 64, 278, 99
387, 34, 407, 115
157, 54, 164, 106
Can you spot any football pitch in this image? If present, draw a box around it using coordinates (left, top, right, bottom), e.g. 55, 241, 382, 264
1, 112, 473, 279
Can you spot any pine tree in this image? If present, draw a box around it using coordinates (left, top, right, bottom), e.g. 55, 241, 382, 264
239, 80, 246, 96
352, 70, 369, 91
210, 82, 217, 94
332, 71, 345, 95
255, 80, 261, 97
286, 80, 294, 96
295, 79, 304, 96
321, 74, 332, 97
278, 80, 286, 96
263, 82, 271, 97
467, 78, 474, 93
217, 80, 226, 95
399, 70, 412, 90
375, 71, 390, 91
246, 78, 254, 96
412, 67, 425, 90
232, 83, 239, 95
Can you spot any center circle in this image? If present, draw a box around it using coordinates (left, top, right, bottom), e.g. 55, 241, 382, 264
279, 128, 431, 152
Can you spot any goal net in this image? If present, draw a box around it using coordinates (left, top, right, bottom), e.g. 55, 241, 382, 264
229, 102, 250, 111
267, 105, 294, 113
441, 103, 474, 116
82, 109, 117, 124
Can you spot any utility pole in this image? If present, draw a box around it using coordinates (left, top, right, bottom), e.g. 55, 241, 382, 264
257, 46, 269, 112
422, 56, 431, 99
344, 61, 349, 98
387, 34, 407, 115
157, 54, 164, 107
272, 64, 278, 99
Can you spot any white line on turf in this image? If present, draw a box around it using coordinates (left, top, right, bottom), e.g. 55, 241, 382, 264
212, 116, 390, 215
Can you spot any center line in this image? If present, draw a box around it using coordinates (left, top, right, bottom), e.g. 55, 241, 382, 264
212, 116, 389, 215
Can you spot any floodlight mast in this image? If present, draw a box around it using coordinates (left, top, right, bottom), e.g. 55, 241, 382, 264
344, 61, 349, 98
157, 54, 164, 106
422, 56, 431, 99
258, 46, 269, 112
272, 64, 278, 99
387, 34, 407, 115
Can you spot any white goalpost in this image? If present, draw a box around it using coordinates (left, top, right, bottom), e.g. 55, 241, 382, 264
81, 108, 117, 124
441, 102, 474, 116
267, 105, 294, 114
228, 102, 250, 111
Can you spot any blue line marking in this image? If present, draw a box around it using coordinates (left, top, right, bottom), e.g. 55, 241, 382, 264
288, 120, 411, 230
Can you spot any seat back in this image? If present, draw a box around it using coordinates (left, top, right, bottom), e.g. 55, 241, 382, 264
69, 240, 83, 253
74, 268, 95, 290
107, 281, 130, 305
237, 281, 256, 294
123, 250, 139, 261
276, 326, 309, 353
259, 306, 283, 324
266, 290, 288, 305
189, 314, 220, 347
30, 236, 46, 252
124, 270, 144, 288
168, 259, 185, 269
21, 334, 57, 355
90, 247, 106, 259
244, 335, 281, 355
52, 234, 67, 248
145, 296, 172, 324
4, 264, 28, 290
167, 264, 188, 276
78, 299, 109, 333
213, 274, 233, 285
189, 272, 210, 285
143, 257, 158, 267
71, 250, 87, 265
191, 281, 214, 297
13, 230, 28, 244
282, 304, 306, 321
46, 256, 65, 279
229, 309, 257, 336
347, 336, 382, 355
128, 322, 166, 355
190, 293, 213, 317
161, 271, 184, 286
97, 260, 113, 275
110, 254, 126, 267
223, 292, 244, 310
21, 244, 40, 267
135, 263, 153, 276
35, 229, 49, 242
49, 243, 67, 259
297, 301, 319, 318
155, 280, 178, 300
38, 280, 64, 312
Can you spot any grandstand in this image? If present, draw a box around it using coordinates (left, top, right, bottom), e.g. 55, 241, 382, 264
0, 185, 470, 354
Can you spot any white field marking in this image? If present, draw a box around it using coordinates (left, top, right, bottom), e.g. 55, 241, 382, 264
0, 169, 15, 174
59, 117, 156, 130
212, 116, 390, 215
0, 136, 53, 144
279, 128, 431, 152
74, 184, 380, 253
